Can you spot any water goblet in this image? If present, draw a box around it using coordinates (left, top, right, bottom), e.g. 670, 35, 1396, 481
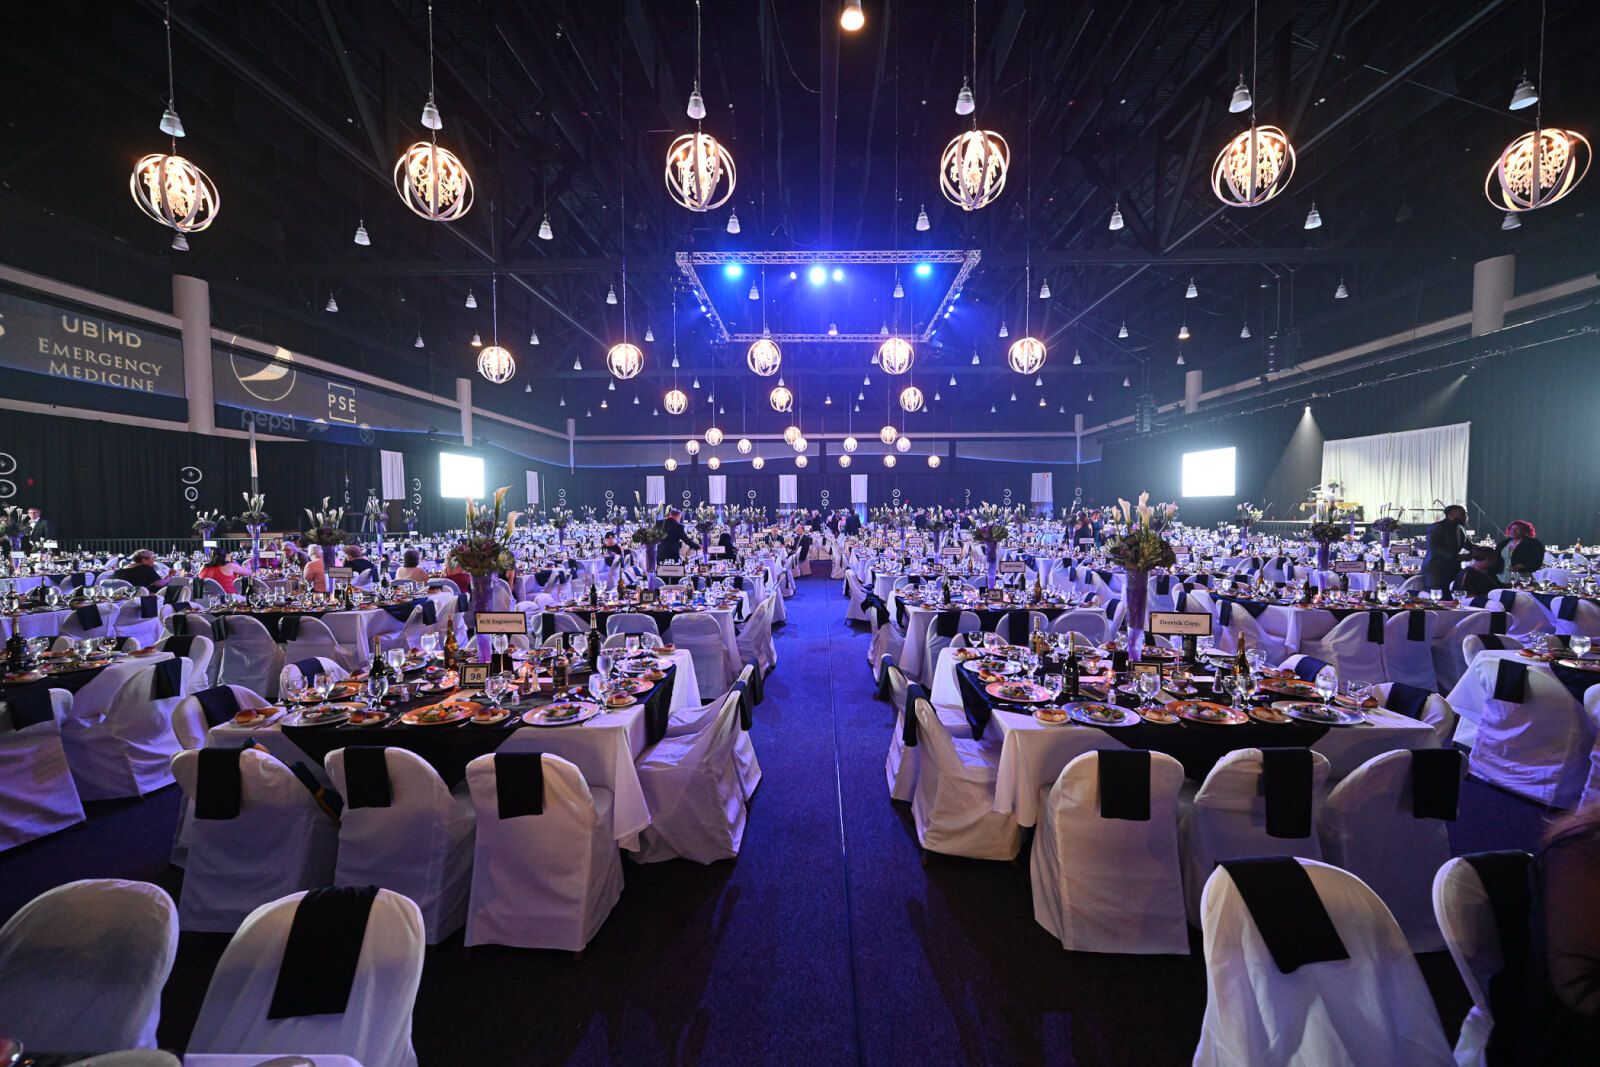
419, 631, 439, 661
483, 673, 506, 710
1135, 669, 1162, 709
363, 672, 389, 711
312, 671, 333, 705
1043, 673, 1063, 700
386, 648, 406, 675
1315, 666, 1339, 708
1571, 635, 1592, 658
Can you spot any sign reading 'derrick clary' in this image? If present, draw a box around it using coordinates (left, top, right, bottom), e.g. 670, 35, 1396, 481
0, 289, 184, 396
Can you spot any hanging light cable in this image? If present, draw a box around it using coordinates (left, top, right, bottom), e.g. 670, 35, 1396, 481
393, 2, 473, 220
130, 1, 220, 243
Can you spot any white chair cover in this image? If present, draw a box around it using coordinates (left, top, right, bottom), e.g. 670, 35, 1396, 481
170, 684, 271, 752
1049, 610, 1109, 644
1552, 595, 1600, 638
1030, 750, 1189, 955
378, 603, 448, 655
999, 609, 1051, 646
1435, 608, 1511, 693
921, 610, 980, 676
327, 747, 476, 944
157, 632, 215, 694
736, 593, 778, 676
187, 888, 424, 1067
171, 747, 339, 932
113, 599, 169, 647
463, 752, 623, 951
1193, 858, 1454, 1066
1179, 748, 1331, 924
669, 612, 733, 700
0, 879, 177, 1051
0, 690, 83, 850
882, 660, 919, 802
1316, 749, 1462, 952
1301, 612, 1387, 685
1457, 654, 1595, 808
217, 615, 286, 700
1487, 588, 1554, 636
633, 689, 747, 864
59, 602, 116, 640
59, 658, 191, 801
281, 656, 351, 693
283, 616, 354, 672
910, 696, 1022, 861
1433, 855, 1519, 1067
605, 612, 661, 637
1381, 610, 1440, 690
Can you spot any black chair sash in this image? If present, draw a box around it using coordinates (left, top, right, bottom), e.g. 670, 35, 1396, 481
1384, 683, 1433, 722
875, 656, 897, 701
5, 690, 56, 729
933, 611, 962, 638
73, 605, 101, 630
1261, 747, 1314, 839
195, 747, 244, 820
277, 614, 302, 641
1407, 609, 1427, 642
420, 600, 438, 626
1292, 656, 1331, 683
1218, 857, 1350, 974
901, 683, 927, 747
139, 595, 159, 619
293, 657, 328, 681
1366, 610, 1386, 644
494, 751, 545, 817
267, 885, 379, 1020
151, 657, 183, 699
1411, 748, 1463, 820
1493, 660, 1528, 703
1097, 749, 1151, 821
343, 746, 393, 809
163, 634, 197, 659
193, 685, 242, 727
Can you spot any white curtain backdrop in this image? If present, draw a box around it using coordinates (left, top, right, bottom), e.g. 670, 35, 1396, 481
1320, 422, 1470, 520
707, 475, 727, 504
778, 474, 798, 505
379, 450, 405, 500
851, 474, 869, 504
1030, 472, 1053, 504
645, 475, 666, 506
525, 470, 539, 506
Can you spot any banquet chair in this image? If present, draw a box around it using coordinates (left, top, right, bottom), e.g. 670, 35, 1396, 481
736, 593, 779, 676
844, 570, 872, 624
922, 610, 980, 677
379, 602, 448, 655
1317, 748, 1466, 952
156, 633, 215, 694
59, 658, 191, 801
1178, 748, 1332, 925
186, 888, 424, 1067
1379, 609, 1441, 690
1456, 655, 1595, 808
1535, 567, 1575, 587
633, 688, 747, 864
305, 613, 364, 668
1434, 607, 1512, 693
280, 656, 350, 694
217, 615, 286, 700
998, 610, 1051, 646
1486, 589, 1554, 636
1193, 858, 1454, 1067
1050, 610, 1110, 645
550, 610, 591, 633
1551, 595, 1600, 638
1433, 853, 1531, 1067
58, 602, 116, 641
171, 747, 339, 932
0, 879, 178, 1052
327, 747, 476, 943
1299, 611, 1388, 685
196, 576, 228, 599
669, 612, 733, 700
170, 684, 271, 751
463, 752, 625, 953
600, 632, 662, 652
606, 611, 660, 637
1460, 632, 1524, 665
0, 690, 84, 850
95, 578, 135, 594
112, 597, 170, 647
881, 658, 920, 802
1030, 750, 1189, 955
910, 694, 1022, 862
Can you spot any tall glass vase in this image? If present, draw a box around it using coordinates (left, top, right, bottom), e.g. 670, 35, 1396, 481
247, 525, 264, 571
984, 541, 999, 587
1316, 543, 1331, 571
644, 542, 658, 575
470, 573, 494, 663
1124, 567, 1150, 652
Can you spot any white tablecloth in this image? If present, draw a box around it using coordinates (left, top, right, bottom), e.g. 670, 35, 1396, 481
0, 608, 74, 641
926, 649, 1439, 827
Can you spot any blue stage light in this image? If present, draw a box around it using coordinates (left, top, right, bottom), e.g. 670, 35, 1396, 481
808, 266, 826, 285
915, 263, 932, 276
724, 263, 743, 278
832, 268, 844, 281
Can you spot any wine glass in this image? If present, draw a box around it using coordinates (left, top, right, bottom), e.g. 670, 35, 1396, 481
311, 671, 333, 705
1571, 635, 1592, 658
483, 673, 506, 710
1135, 669, 1162, 709
98, 635, 118, 656
1043, 673, 1063, 701
419, 631, 439, 662
363, 672, 389, 711
1345, 679, 1371, 704
1215, 671, 1237, 708
279, 667, 301, 704
386, 648, 406, 675
1315, 666, 1339, 708
491, 632, 510, 663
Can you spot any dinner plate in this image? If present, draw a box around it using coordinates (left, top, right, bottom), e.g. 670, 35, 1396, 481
466, 707, 513, 725
1169, 700, 1247, 725
282, 706, 353, 727
1248, 705, 1294, 725
3, 670, 45, 684
47, 661, 106, 674
1066, 702, 1141, 727
985, 680, 1053, 703
1557, 658, 1600, 673
347, 709, 390, 727
129, 646, 163, 656
961, 658, 1021, 676
948, 647, 984, 662
1031, 707, 1072, 725
1260, 678, 1320, 699
522, 701, 603, 727
611, 676, 654, 695
1138, 704, 1181, 725
224, 708, 283, 728
401, 703, 476, 726
1276, 700, 1365, 726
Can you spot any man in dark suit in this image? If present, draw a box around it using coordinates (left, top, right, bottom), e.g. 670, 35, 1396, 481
24, 508, 56, 546
1422, 504, 1471, 591
843, 509, 862, 536
655, 508, 699, 562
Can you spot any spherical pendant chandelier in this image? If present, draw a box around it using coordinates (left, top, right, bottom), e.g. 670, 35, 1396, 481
793, 436, 808, 452
1211, 124, 1295, 207
476, 345, 515, 384
737, 437, 752, 454
877, 337, 914, 375
795, 454, 809, 468
842, 435, 858, 453
664, 457, 678, 471
746, 337, 782, 376
896, 436, 912, 452
879, 424, 898, 445
939, 129, 1010, 211
883, 454, 897, 468
899, 385, 924, 412
1487, 128, 1591, 213
665, 132, 736, 211
752, 455, 765, 470
130, 153, 220, 236
707, 456, 721, 470
704, 426, 724, 446
606, 342, 643, 380
769, 385, 794, 412
1007, 336, 1047, 375
839, 454, 852, 468
685, 439, 700, 455
395, 141, 474, 221
664, 388, 689, 415
927, 454, 941, 468
784, 425, 802, 445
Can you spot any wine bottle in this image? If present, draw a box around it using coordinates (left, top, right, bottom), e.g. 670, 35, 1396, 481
443, 624, 459, 669
1065, 643, 1080, 699
368, 636, 386, 680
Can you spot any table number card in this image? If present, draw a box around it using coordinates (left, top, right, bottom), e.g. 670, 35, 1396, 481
1130, 661, 1163, 678
459, 663, 490, 688
1149, 611, 1213, 636
998, 560, 1027, 574
638, 589, 657, 604
325, 566, 354, 584
709, 545, 726, 556
656, 564, 686, 577
474, 611, 528, 634
1334, 560, 1369, 574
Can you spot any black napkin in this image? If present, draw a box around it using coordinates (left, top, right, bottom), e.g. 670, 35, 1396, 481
278, 614, 302, 641
1365, 610, 1386, 644
1292, 656, 1331, 682
933, 610, 962, 638
1218, 857, 1350, 974
293, 657, 327, 682
1411, 748, 1463, 820
1407, 609, 1427, 642
495, 751, 545, 817
343, 746, 392, 809
5, 690, 56, 729
1488, 611, 1508, 635
421, 600, 437, 625
164, 634, 197, 659
139, 595, 159, 619
195, 747, 244, 820
73, 604, 101, 630
1554, 597, 1580, 622
1261, 747, 1314, 839
1384, 683, 1433, 722
193, 685, 242, 727
1493, 659, 1528, 703
150, 657, 182, 699
901, 682, 926, 747
1097, 749, 1151, 821
267, 885, 379, 1020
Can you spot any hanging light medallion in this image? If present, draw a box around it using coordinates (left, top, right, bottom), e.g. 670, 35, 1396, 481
664, 457, 678, 471
883, 454, 897, 468
704, 426, 724, 446
879, 425, 898, 445
665, 132, 736, 211
877, 337, 914, 375
896, 436, 912, 453
664, 388, 689, 415
939, 129, 1009, 211
476, 345, 515, 384
395, 141, 474, 221
685, 439, 701, 455
746, 337, 782, 376
795, 455, 809, 468
842, 435, 858, 453
1007, 336, 1047, 375
1486, 128, 1591, 213
130, 153, 220, 237
793, 436, 808, 452
606, 343, 643, 380
784, 425, 802, 445
1211, 124, 1296, 207
737, 437, 752, 454
927, 454, 941, 468
752, 455, 765, 470
839, 454, 852, 468
707, 456, 721, 470
899, 385, 924, 412
769, 385, 794, 412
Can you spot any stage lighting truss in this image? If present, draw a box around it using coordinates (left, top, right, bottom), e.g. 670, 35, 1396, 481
674, 249, 980, 344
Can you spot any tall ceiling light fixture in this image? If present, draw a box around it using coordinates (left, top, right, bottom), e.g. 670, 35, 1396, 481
476, 274, 516, 384
878, 337, 914, 375
666, 2, 736, 211
1487, 2, 1589, 214
841, 0, 865, 32
394, 2, 473, 221
939, 0, 1008, 211
1212, 1, 1295, 207
747, 336, 781, 376
131, 2, 220, 246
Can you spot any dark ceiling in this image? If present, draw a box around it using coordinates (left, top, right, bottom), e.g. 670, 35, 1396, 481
3, 0, 1597, 437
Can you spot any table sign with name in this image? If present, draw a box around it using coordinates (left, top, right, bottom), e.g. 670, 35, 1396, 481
998, 560, 1027, 574
1334, 560, 1369, 574
473, 611, 529, 634
325, 566, 354, 584
656, 564, 686, 577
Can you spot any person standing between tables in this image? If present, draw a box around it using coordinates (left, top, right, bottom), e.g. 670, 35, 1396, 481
843, 509, 862, 536
655, 507, 699, 563
23, 507, 55, 546
1422, 504, 1472, 591
1454, 545, 1505, 598
1497, 520, 1546, 580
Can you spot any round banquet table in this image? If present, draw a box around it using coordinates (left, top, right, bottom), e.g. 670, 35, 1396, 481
1210, 594, 1481, 659
205, 595, 433, 650
546, 602, 740, 666
0, 607, 75, 642
895, 599, 1083, 682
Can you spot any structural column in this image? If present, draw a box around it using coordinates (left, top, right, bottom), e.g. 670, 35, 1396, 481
1184, 369, 1203, 414
456, 377, 473, 445
1471, 254, 1515, 336
172, 274, 215, 433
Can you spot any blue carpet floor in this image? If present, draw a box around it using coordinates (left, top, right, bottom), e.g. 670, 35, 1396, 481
0, 574, 1552, 1064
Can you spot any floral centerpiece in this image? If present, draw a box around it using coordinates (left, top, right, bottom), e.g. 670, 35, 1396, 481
1105, 493, 1178, 649
1308, 520, 1345, 571
237, 493, 271, 569
689, 503, 719, 559
402, 506, 418, 536
1370, 507, 1402, 553
0, 506, 25, 559
1235, 502, 1263, 530
924, 509, 949, 550
192, 508, 226, 541
303, 498, 349, 547
629, 498, 668, 573
972, 502, 1022, 585
549, 506, 574, 545
448, 487, 521, 658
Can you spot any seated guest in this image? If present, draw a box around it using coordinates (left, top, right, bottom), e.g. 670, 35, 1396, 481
393, 548, 430, 586
302, 544, 327, 593
1454, 545, 1505, 598
441, 560, 472, 593
197, 547, 251, 595
112, 549, 165, 590
602, 531, 620, 550
282, 536, 309, 567
1068, 512, 1097, 548
1497, 520, 1546, 578
343, 543, 378, 585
